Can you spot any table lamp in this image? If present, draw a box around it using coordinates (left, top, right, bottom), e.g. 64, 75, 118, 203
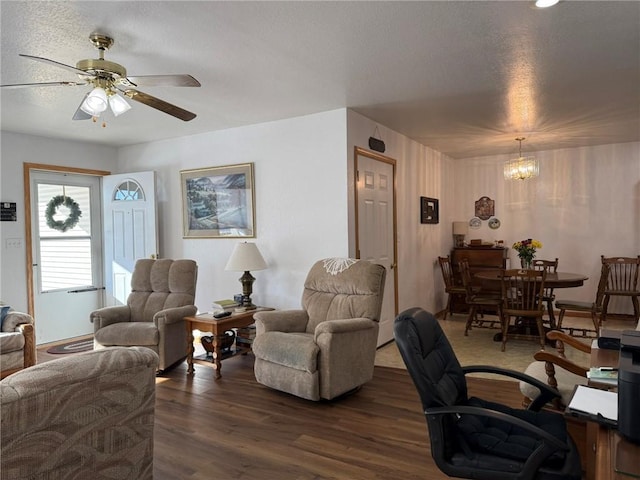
452, 221, 469, 247
225, 242, 267, 310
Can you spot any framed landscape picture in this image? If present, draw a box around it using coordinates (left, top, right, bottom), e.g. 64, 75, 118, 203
181, 163, 255, 238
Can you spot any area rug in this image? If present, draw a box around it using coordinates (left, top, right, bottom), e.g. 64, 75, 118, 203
46, 339, 93, 354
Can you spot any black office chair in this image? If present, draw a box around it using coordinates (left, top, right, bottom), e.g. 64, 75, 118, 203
393, 307, 582, 480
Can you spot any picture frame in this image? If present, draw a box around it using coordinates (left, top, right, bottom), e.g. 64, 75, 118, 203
181, 163, 255, 238
420, 196, 439, 224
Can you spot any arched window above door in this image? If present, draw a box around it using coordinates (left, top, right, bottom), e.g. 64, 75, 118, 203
113, 180, 145, 201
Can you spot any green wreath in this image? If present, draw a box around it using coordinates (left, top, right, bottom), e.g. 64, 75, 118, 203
45, 195, 82, 232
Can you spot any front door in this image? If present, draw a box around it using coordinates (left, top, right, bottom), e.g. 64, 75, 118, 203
102, 171, 159, 306
355, 147, 398, 347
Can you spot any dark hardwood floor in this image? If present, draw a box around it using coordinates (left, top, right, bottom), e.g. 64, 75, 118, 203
37, 348, 577, 479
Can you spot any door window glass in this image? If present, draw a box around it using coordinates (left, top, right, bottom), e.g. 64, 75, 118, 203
37, 184, 93, 292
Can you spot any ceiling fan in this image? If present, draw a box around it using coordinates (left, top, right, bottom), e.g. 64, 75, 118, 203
1, 33, 200, 122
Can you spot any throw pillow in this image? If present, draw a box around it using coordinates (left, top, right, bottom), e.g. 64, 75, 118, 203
0, 305, 11, 331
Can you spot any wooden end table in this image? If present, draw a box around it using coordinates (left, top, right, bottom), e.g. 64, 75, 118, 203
184, 307, 273, 379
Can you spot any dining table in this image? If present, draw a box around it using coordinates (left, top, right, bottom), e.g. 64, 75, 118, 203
473, 270, 589, 341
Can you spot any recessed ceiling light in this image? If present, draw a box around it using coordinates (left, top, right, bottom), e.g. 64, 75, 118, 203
535, 0, 560, 8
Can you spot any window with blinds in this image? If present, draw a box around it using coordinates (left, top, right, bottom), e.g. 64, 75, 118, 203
37, 184, 93, 292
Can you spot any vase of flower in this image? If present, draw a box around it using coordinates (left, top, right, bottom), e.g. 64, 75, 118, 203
512, 238, 542, 270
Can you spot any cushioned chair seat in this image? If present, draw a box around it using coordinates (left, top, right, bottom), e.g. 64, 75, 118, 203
0, 331, 24, 354
252, 332, 318, 372
521, 360, 588, 407
94, 322, 160, 347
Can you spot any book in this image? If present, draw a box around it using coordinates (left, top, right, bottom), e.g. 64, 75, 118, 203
212, 299, 238, 310
587, 367, 618, 386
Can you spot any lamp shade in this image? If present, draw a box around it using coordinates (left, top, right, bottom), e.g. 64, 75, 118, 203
452, 221, 469, 235
225, 242, 267, 271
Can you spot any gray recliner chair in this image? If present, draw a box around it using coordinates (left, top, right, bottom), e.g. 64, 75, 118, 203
252, 258, 386, 401
91, 258, 198, 371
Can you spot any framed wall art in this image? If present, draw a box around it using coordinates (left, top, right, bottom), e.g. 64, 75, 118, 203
420, 196, 439, 224
181, 163, 255, 238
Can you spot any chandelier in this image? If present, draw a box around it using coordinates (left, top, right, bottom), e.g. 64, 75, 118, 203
503, 137, 539, 180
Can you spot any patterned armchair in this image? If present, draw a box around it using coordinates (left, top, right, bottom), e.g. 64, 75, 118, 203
0, 309, 35, 379
252, 258, 386, 401
91, 258, 198, 371
1, 346, 158, 480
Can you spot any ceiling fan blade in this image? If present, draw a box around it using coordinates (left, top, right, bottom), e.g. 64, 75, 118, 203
72, 93, 93, 120
124, 74, 201, 88
124, 89, 197, 121
19, 54, 92, 77
0, 81, 86, 89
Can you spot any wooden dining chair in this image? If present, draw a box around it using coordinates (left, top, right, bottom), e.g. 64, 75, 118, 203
555, 262, 610, 337
437, 256, 465, 320
533, 258, 559, 328
600, 255, 640, 324
501, 268, 547, 351
459, 259, 502, 336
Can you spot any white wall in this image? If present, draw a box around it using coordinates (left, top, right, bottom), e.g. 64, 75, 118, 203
347, 110, 456, 316
0, 131, 118, 311
453, 141, 640, 315
116, 109, 349, 312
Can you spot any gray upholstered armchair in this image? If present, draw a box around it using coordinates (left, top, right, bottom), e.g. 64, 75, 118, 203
91, 258, 198, 371
252, 258, 386, 401
1, 346, 158, 480
0, 310, 36, 379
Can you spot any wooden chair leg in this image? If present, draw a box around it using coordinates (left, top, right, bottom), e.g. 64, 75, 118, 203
501, 313, 509, 352
557, 308, 566, 331
632, 295, 640, 323
602, 295, 610, 323
591, 311, 600, 335
443, 295, 451, 321
536, 316, 546, 350
464, 306, 476, 336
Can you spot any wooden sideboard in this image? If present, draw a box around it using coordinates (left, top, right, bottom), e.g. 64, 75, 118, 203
450, 246, 508, 312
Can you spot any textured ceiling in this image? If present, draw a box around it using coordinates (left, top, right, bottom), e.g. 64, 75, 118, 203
1, 1, 638, 159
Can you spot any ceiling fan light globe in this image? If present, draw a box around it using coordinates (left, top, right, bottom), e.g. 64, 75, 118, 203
109, 93, 132, 116
80, 87, 108, 115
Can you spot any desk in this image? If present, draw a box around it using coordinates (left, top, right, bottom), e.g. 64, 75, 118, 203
184, 307, 274, 379
584, 345, 640, 480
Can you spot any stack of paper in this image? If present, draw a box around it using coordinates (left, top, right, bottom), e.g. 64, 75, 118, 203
567, 385, 618, 425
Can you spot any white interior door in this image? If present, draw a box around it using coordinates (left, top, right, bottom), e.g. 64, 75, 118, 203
102, 171, 158, 306
30, 171, 103, 344
355, 148, 398, 347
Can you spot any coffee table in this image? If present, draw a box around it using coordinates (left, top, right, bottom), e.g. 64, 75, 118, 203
184, 307, 274, 379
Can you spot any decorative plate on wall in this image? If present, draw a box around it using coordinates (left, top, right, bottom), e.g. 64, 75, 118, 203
469, 217, 481, 229
488, 218, 501, 229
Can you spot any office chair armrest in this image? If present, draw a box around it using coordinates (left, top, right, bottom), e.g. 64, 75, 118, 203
154, 305, 198, 326
425, 404, 569, 452
462, 365, 560, 411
